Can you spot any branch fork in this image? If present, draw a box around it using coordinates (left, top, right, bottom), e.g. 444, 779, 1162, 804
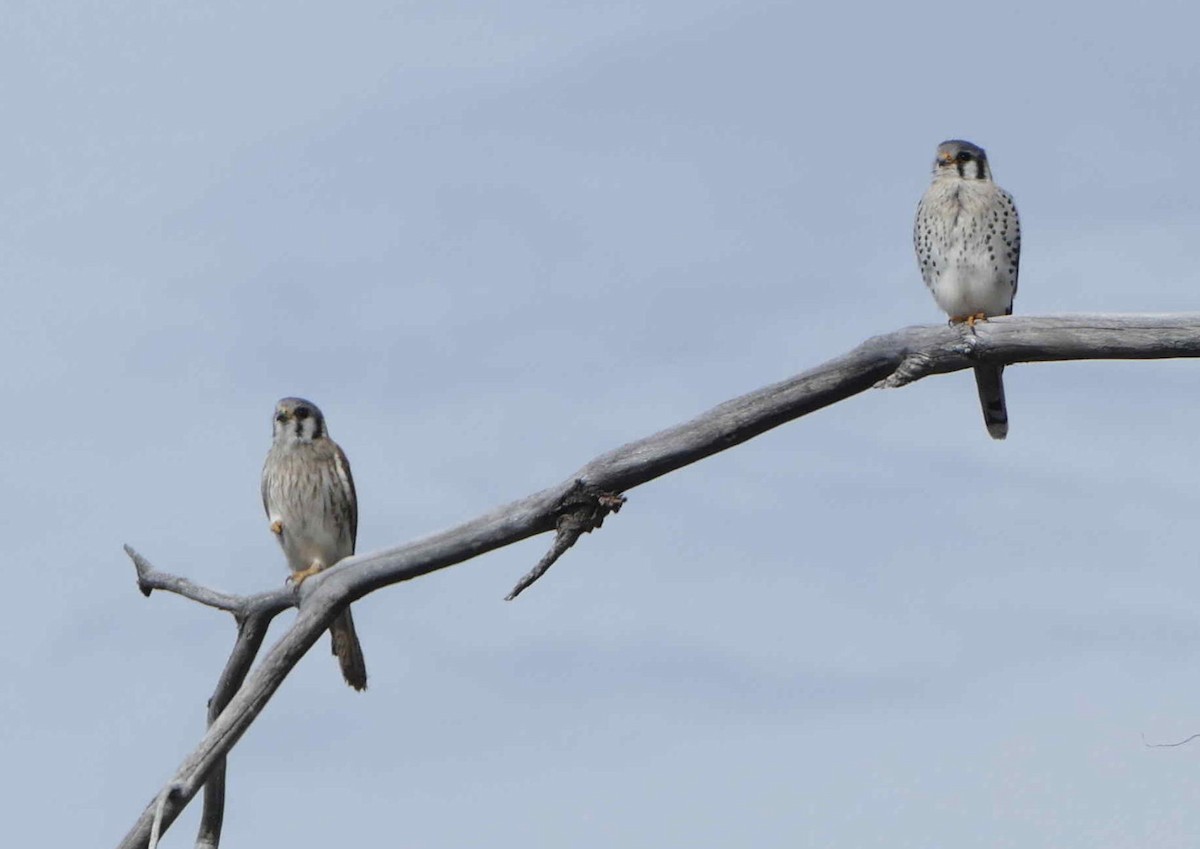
123, 546, 293, 849
505, 481, 626, 600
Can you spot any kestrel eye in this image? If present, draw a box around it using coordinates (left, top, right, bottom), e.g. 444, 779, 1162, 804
956, 151, 972, 162
294, 407, 310, 420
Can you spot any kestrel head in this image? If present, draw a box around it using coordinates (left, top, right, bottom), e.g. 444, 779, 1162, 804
931, 139, 992, 182
272, 397, 328, 445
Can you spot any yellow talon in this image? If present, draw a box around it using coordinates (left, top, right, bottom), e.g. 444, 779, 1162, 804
269, 520, 283, 535
289, 563, 323, 587
949, 312, 988, 327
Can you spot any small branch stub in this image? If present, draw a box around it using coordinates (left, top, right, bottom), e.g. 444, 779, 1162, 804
877, 322, 984, 388
877, 351, 936, 388
148, 784, 181, 849
505, 483, 626, 600
126, 544, 157, 598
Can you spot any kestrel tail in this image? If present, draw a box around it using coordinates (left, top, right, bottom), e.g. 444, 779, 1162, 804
261, 397, 368, 691
913, 139, 1021, 439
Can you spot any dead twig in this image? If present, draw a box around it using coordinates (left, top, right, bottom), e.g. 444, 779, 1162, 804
506, 482, 626, 600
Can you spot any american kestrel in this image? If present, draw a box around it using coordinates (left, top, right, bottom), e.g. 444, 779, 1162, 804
261, 397, 367, 691
914, 139, 1021, 439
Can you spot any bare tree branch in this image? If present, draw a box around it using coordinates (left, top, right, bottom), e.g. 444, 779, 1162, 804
194, 614, 274, 848
125, 545, 293, 617
117, 313, 1200, 849
122, 548, 292, 848
127, 545, 246, 611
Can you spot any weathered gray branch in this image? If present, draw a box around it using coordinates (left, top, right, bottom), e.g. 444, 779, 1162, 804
117, 314, 1200, 849
125, 547, 292, 849
194, 614, 274, 848
129, 545, 248, 612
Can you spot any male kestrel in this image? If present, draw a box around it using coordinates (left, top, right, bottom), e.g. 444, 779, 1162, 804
261, 397, 367, 690
914, 139, 1021, 439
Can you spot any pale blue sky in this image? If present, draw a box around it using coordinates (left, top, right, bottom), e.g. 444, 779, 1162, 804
5, 2, 1200, 846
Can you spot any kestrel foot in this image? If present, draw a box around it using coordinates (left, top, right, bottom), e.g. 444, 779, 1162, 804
948, 312, 989, 326
288, 563, 324, 587
269, 520, 283, 535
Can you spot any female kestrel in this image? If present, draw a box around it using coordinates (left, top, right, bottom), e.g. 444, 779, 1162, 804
262, 397, 367, 691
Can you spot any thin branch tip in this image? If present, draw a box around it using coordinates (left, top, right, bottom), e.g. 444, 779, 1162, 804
1142, 731, 1200, 748
124, 548, 279, 615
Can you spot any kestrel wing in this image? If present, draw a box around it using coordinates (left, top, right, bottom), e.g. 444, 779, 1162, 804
333, 442, 358, 552
260, 453, 274, 519
913, 196, 941, 291
1001, 187, 1021, 308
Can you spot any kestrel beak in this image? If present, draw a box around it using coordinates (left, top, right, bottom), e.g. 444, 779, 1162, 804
937, 152, 954, 166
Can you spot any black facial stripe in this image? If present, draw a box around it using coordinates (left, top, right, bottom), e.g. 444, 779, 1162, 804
956, 161, 965, 178
289, 416, 324, 439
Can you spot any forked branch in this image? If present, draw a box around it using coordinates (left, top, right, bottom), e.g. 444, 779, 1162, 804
117, 314, 1200, 849
124, 547, 293, 849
